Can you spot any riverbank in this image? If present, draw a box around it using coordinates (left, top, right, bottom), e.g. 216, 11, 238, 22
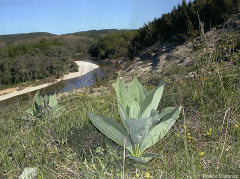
0, 60, 99, 102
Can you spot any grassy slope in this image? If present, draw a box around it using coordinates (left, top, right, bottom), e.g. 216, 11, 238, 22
0, 45, 240, 178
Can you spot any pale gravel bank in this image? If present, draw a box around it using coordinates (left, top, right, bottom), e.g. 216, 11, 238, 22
0, 60, 99, 102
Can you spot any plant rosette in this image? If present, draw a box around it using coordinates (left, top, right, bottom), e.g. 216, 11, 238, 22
87, 77, 182, 163
25, 91, 62, 119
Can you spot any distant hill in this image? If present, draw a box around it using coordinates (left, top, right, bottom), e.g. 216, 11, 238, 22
0, 32, 56, 44
65, 29, 134, 38
69, 29, 119, 35
0, 29, 134, 44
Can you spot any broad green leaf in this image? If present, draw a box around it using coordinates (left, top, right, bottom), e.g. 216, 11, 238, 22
126, 116, 153, 144
33, 91, 41, 103
141, 79, 165, 118
49, 94, 57, 107
127, 153, 160, 163
150, 110, 162, 126
117, 100, 128, 129
87, 112, 133, 154
115, 77, 128, 109
19, 167, 37, 179
129, 101, 140, 119
127, 77, 146, 107
139, 107, 182, 153
33, 91, 43, 112
44, 95, 50, 108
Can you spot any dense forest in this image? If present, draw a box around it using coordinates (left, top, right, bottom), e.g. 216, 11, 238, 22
132, 0, 240, 51
88, 30, 138, 59
0, 38, 77, 86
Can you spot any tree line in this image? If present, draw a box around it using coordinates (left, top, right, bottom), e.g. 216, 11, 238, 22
132, 0, 240, 51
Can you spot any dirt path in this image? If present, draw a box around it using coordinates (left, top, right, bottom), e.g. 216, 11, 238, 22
0, 60, 99, 102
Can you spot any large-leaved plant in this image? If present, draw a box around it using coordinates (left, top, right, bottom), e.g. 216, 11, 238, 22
87, 77, 181, 163
25, 91, 62, 119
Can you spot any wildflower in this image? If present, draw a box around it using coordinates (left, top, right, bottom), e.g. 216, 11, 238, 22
101, 99, 105, 103
175, 133, 180, 138
144, 172, 150, 178
135, 173, 140, 178
234, 123, 239, 129
186, 132, 192, 142
91, 163, 96, 168
183, 125, 187, 129
199, 152, 205, 157
146, 85, 152, 89
206, 127, 212, 135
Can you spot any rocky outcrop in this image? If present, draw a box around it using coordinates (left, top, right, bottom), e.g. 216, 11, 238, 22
118, 13, 240, 84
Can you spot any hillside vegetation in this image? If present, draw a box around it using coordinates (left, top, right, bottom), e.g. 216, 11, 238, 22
89, 30, 138, 59
90, 0, 240, 60
0, 38, 79, 86
0, 30, 134, 87
133, 0, 240, 51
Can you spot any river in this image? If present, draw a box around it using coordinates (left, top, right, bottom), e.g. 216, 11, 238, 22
0, 60, 104, 106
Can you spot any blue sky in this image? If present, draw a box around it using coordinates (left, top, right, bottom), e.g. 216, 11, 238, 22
0, 0, 188, 35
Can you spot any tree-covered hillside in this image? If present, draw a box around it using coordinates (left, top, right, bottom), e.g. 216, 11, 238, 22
0, 29, 134, 86
0, 38, 79, 86
88, 30, 138, 59
0, 32, 96, 86
0, 32, 55, 44
132, 0, 240, 51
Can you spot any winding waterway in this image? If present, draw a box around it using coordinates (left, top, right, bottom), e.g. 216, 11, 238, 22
0, 60, 104, 105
